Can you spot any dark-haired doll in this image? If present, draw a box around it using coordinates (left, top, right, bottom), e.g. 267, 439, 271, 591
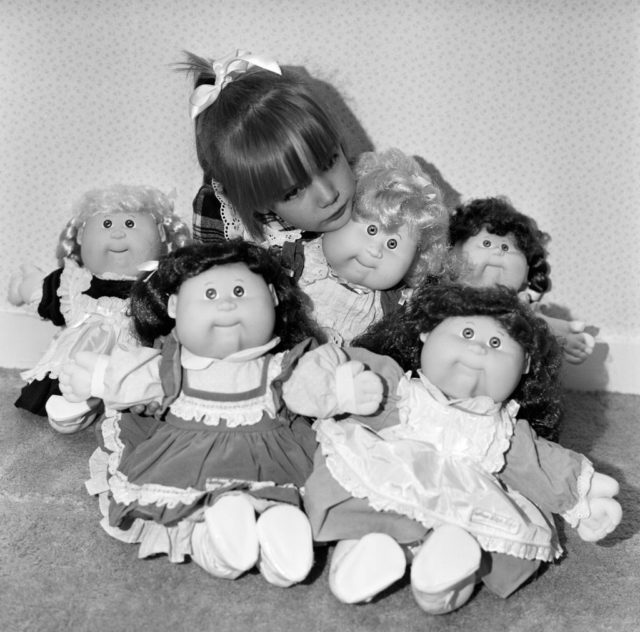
449, 196, 594, 364
282, 284, 621, 613
58, 240, 372, 587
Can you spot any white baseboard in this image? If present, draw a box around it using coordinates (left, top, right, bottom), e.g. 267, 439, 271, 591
0, 309, 638, 395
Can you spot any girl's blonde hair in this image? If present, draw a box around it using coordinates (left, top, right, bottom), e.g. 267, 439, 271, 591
57, 184, 191, 265
353, 148, 451, 286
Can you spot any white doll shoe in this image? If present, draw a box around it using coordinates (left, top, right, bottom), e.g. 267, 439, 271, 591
576, 497, 623, 542
328, 533, 406, 603
46, 395, 101, 434
256, 504, 314, 587
191, 494, 259, 579
410, 524, 482, 615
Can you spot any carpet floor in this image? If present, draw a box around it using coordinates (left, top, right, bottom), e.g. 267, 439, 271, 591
1, 367, 638, 632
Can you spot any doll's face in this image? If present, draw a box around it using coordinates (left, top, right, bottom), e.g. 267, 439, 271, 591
78, 211, 164, 277
455, 227, 529, 291
269, 148, 355, 233
321, 217, 418, 290
167, 262, 278, 359
420, 315, 528, 402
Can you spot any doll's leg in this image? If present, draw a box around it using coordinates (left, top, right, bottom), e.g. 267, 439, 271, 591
190, 493, 259, 579
328, 533, 406, 604
46, 395, 103, 434
256, 503, 314, 587
410, 524, 481, 615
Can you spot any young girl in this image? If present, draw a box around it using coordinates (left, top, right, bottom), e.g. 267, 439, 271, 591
282, 283, 621, 612
57, 240, 375, 586
449, 196, 595, 364
297, 148, 451, 344
8, 184, 190, 432
181, 49, 356, 248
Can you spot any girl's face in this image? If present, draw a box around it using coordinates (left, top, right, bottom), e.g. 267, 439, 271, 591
322, 218, 418, 290
168, 262, 278, 359
420, 315, 528, 402
455, 227, 529, 291
269, 147, 355, 233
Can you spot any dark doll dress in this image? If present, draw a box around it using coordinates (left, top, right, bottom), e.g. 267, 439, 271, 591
85, 335, 317, 563
16, 258, 136, 415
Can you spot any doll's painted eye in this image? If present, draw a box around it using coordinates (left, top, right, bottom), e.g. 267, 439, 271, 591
482, 239, 492, 248
386, 238, 398, 250
125, 219, 136, 229
500, 243, 509, 252
462, 327, 475, 339
489, 336, 502, 348
205, 288, 218, 300
102, 219, 113, 229
233, 285, 245, 297
367, 224, 378, 236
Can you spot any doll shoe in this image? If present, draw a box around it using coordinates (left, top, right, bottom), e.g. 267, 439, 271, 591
192, 494, 259, 579
328, 533, 406, 604
256, 504, 314, 587
410, 524, 481, 615
46, 396, 102, 434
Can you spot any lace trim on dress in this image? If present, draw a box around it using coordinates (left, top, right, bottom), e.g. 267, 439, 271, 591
560, 458, 595, 526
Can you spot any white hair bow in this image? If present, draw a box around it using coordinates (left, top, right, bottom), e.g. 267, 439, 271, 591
189, 49, 282, 119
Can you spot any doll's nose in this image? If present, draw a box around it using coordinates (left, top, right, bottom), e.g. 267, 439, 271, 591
366, 242, 383, 258
468, 341, 488, 355
110, 229, 126, 239
216, 299, 237, 311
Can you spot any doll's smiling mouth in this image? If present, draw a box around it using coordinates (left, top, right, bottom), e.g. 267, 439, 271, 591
109, 248, 129, 254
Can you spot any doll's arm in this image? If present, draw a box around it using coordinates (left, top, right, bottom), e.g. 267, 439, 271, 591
537, 314, 595, 364
58, 346, 164, 409
7, 264, 46, 306
282, 343, 383, 417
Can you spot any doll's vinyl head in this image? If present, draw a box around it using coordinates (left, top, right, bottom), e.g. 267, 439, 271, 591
58, 184, 191, 278
182, 51, 355, 239
449, 197, 551, 297
130, 239, 325, 355
355, 283, 562, 438
321, 148, 451, 290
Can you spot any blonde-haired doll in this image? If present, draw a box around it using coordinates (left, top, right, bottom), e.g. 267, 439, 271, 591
297, 147, 451, 344
9, 184, 191, 432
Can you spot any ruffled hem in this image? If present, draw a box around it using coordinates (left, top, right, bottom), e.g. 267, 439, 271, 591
560, 458, 596, 527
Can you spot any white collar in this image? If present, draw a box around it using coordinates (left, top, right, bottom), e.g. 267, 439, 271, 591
180, 337, 281, 370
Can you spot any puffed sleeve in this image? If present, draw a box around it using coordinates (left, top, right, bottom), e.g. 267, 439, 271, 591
498, 419, 593, 520
37, 268, 65, 325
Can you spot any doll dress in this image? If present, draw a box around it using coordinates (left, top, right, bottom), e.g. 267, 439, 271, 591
86, 342, 316, 562
298, 237, 383, 345
313, 371, 563, 562
17, 259, 136, 414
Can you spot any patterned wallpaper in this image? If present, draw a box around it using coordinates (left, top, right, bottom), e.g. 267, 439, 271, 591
1, 0, 638, 344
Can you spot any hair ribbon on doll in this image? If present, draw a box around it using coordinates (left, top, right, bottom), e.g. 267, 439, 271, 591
189, 50, 282, 118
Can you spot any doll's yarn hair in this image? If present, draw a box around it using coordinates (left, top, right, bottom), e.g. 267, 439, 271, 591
130, 239, 326, 350
354, 282, 563, 440
57, 184, 191, 266
449, 197, 551, 295
179, 52, 343, 240
353, 148, 452, 286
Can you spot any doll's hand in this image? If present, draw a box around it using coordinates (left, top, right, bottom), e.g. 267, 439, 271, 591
576, 472, 622, 542
7, 264, 45, 306
58, 351, 101, 402
560, 321, 595, 365
130, 401, 161, 416
337, 361, 384, 415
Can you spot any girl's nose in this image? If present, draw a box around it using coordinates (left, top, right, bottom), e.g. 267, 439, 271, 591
314, 176, 339, 207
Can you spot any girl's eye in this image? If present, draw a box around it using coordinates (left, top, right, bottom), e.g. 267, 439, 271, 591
102, 219, 113, 229
367, 224, 378, 236
462, 327, 474, 339
322, 152, 339, 171
205, 288, 217, 300
283, 186, 303, 202
482, 239, 492, 248
125, 219, 136, 229
233, 285, 245, 297
489, 336, 502, 348
386, 238, 398, 250
500, 243, 509, 252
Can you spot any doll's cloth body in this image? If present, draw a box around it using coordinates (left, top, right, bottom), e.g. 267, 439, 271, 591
85, 333, 317, 562
16, 259, 135, 415
297, 237, 385, 345
289, 346, 592, 561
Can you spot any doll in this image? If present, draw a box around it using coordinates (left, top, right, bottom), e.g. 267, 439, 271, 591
449, 196, 595, 364
282, 283, 621, 613
58, 240, 377, 586
297, 148, 451, 344
8, 184, 191, 433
